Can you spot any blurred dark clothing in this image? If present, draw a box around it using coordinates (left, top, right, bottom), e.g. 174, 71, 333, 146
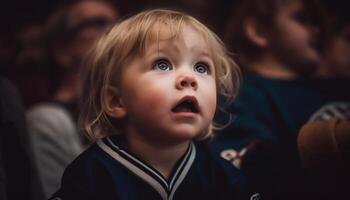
211, 73, 350, 200
0, 77, 44, 200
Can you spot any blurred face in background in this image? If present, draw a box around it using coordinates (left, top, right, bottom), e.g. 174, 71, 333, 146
67, 0, 119, 69
321, 25, 350, 77
269, 0, 320, 75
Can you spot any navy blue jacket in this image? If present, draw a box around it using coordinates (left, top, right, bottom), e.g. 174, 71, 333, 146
51, 136, 257, 200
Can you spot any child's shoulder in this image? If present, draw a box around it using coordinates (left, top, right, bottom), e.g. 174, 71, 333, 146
194, 141, 260, 199
62, 142, 104, 176
63, 136, 138, 177
193, 141, 242, 181
51, 138, 133, 199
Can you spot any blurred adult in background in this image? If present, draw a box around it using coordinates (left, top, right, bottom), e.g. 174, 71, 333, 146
26, 0, 119, 198
211, 0, 350, 199
298, 3, 350, 198
297, 0, 350, 188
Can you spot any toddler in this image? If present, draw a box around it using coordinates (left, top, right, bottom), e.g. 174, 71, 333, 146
50, 9, 254, 200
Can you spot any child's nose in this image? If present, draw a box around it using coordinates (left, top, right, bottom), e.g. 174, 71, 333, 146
175, 73, 198, 90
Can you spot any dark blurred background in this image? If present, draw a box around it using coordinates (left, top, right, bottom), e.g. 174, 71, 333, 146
0, 0, 348, 108
0, 0, 236, 108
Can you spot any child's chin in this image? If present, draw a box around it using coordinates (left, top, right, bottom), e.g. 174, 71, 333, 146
169, 128, 202, 141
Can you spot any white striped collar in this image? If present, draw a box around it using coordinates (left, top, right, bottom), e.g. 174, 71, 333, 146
97, 137, 196, 200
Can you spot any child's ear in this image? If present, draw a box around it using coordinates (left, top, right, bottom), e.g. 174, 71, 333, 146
244, 18, 268, 48
102, 86, 127, 119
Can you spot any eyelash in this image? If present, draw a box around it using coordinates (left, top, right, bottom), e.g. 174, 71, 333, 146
152, 58, 211, 74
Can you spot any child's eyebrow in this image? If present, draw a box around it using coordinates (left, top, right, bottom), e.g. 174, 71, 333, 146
195, 50, 210, 58
145, 40, 212, 61
190, 47, 211, 59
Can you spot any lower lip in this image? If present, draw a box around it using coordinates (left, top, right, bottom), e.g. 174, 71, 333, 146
171, 112, 198, 118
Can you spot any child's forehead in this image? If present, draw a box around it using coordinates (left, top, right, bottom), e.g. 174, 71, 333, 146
143, 23, 212, 54
160, 23, 204, 41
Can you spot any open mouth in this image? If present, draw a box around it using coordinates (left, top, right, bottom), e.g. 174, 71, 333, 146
171, 96, 199, 113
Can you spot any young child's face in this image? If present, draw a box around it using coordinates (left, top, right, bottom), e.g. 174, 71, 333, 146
270, 0, 320, 70
117, 24, 217, 144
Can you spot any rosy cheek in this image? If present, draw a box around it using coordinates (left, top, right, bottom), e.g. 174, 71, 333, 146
145, 95, 166, 111
209, 97, 217, 118
203, 86, 217, 119
140, 86, 169, 111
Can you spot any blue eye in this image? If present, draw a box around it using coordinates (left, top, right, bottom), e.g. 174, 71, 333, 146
153, 59, 172, 71
194, 63, 209, 74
